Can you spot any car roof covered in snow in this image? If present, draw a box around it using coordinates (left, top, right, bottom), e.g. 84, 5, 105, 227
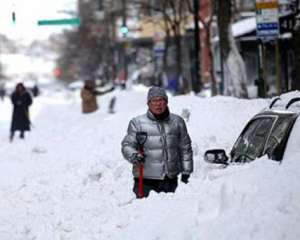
261, 91, 300, 116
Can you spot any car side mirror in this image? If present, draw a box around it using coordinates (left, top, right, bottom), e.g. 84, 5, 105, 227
204, 149, 229, 165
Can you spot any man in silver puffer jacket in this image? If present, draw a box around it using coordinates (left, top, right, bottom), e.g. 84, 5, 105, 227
121, 86, 193, 198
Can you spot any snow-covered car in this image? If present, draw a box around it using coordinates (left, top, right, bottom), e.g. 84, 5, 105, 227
204, 92, 300, 165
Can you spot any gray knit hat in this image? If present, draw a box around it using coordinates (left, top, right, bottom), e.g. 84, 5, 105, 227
147, 86, 168, 102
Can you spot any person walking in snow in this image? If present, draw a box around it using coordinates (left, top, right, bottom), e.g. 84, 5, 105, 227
10, 83, 33, 142
121, 86, 193, 198
80, 80, 99, 114
31, 84, 40, 97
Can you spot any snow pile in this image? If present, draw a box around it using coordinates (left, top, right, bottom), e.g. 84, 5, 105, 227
0, 88, 299, 240
267, 90, 300, 113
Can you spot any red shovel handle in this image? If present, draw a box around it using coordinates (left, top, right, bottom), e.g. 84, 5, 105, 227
136, 132, 147, 198
138, 163, 144, 198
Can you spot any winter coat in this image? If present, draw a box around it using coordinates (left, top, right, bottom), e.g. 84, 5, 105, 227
10, 91, 33, 131
121, 110, 193, 180
81, 87, 98, 113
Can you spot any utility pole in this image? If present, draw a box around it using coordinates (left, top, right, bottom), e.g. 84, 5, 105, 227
257, 40, 267, 98
275, 39, 281, 95
121, 0, 128, 89
193, 0, 202, 93
219, 43, 225, 95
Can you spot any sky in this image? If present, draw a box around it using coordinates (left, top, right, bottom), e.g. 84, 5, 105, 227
0, 0, 77, 43
0, 81, 300, 239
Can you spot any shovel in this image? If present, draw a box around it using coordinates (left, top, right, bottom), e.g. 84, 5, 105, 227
136, 131, 148, 198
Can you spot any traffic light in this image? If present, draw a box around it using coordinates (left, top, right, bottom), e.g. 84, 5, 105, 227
12, 11, 16, 24
120, 24, 128, 37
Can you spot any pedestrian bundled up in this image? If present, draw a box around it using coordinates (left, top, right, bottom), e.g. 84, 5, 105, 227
10, 83, 33, 142
121, 86, 193, 198
80, 80, 99, 114
31, 84, 40, 97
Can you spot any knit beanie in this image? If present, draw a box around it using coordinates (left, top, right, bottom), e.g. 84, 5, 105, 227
147, 86, 168, 102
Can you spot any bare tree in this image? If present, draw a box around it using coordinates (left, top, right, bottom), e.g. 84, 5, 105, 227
56, 30, 80, 82
132, 0, 192, 93
187, 0, 217, 95
216, 0, 248, 98
56, 0, 116, 83
291, 2, 300, 90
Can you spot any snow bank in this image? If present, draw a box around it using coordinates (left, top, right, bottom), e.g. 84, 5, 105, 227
0, 88, 299, 240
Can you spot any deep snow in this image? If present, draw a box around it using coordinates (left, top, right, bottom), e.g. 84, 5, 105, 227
0, 86, 299, 240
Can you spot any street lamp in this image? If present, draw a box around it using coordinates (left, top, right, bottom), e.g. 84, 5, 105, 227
121, 0, 128, 88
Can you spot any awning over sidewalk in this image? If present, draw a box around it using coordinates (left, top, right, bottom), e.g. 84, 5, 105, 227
213, 17, 256, 42
232, 17, 256, 38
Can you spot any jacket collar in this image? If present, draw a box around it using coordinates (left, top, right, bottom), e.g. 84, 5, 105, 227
147, 107, 170, 121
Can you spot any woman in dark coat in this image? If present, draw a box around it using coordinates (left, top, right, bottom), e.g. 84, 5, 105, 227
10, 83, 33, 141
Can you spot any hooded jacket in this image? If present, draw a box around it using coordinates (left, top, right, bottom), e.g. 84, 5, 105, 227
121, 110, 193, 180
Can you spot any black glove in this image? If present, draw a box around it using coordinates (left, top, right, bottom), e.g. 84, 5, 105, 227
181, 174, 190, 184
92, 90, 101, 96
131, 152, 144, 164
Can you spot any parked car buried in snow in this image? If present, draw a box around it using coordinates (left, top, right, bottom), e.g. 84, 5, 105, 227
204, 92, 300, 165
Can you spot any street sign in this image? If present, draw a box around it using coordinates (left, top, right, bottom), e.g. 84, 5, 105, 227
37, 18, 81, 26
278, 0, 299, 34
256, 0, 279, 39
153, 41, 165, 57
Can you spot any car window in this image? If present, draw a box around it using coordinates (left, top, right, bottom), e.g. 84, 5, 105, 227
265, 116, 297, 160
231, 117, 275, 162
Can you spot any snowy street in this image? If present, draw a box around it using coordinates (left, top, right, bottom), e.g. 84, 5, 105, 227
1, 0, 300, 238
1, 86, 299, 240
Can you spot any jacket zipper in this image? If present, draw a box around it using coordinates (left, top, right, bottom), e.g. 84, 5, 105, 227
158, 121, 169, 175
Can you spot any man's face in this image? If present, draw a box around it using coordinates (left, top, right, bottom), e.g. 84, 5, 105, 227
148, 97, 168, 115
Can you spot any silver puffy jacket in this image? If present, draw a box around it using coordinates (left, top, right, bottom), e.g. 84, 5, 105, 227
121, 110, 193, 180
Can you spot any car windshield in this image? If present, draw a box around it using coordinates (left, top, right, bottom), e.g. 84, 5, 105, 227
231, 117, 276, 162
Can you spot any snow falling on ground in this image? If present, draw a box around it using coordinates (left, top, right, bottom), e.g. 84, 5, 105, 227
0, 86, 299, 240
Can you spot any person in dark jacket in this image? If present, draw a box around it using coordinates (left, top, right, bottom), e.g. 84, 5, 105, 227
121, 86, 193, 198
10, 83, 33, 142
31, 84, 40, 97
